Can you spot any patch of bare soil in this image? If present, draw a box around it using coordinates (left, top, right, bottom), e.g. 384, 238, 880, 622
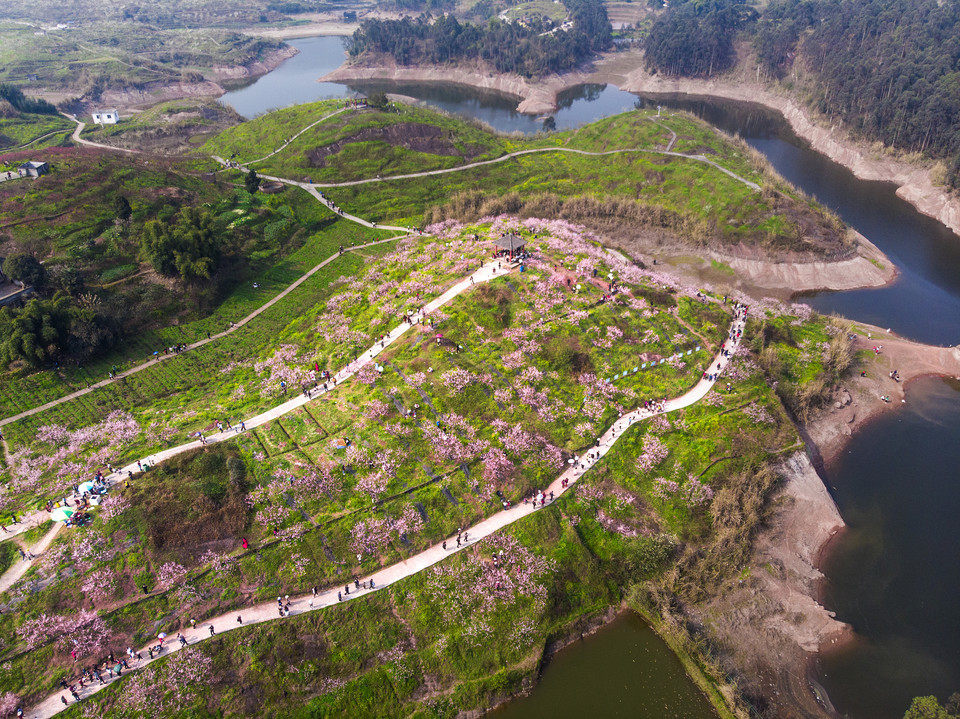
691, 452, 849, 719
582, 218, 894, 295
805, 323, 960, 467
305, 122, 481, 167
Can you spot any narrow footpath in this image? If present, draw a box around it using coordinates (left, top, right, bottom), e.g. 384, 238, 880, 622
0, 523, 63, 596
221, 145, 762, 193
64, 116, 139, 155
0, 235, 408, 429
244, 106, 351, 165
24, 287, 747, 717
0, 259, 516, 570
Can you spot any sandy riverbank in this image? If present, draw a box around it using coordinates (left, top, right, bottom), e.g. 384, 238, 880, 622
686, 324, 960, 719
210, 45, 299, 81
616, 67, 960, 239
599, 220, 896, 296
678, 315, 959, 719
804, 321, 960, 468
692, 450, 850, 719
325, 50, 960, 238
714, 229, 895, 293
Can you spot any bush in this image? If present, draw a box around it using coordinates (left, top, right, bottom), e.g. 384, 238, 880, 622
2, 254, 46, 288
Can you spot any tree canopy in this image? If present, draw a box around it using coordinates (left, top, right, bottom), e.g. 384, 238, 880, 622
140, 207, 224, 283
644, 0, 757, 77
0, 84, 58, 115
903, 694, 960, 719
0, 294, 119, 367
245, 169, 260, 195
2, 254, 47, 289
644, 0, 960, 183
348, 0, 611, 78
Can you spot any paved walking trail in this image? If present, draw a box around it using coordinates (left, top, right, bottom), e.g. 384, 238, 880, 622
64, 115, 139, 155
24, 274, 747, 716
11, 104, 756, 715
1, 259, 513, 578
0, 522, 63, 595
0, 235, 408, 429
110, 259, 518, 470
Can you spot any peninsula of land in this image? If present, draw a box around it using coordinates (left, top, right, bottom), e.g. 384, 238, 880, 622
322, 49, 960, 239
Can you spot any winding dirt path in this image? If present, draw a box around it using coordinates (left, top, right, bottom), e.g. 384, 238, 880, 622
64, 115, 139, 155
24, 268, 747, 716
649, 116, 678, 152
0, 522, 62, 595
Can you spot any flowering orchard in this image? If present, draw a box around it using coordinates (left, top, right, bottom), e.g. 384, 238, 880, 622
0, 217, 843, 715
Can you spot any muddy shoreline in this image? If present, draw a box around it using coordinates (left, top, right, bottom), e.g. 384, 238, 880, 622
323, 51, 960, 239
804, 321, 960, 469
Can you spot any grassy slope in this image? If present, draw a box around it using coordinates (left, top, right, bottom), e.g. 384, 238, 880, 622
204, 102, 840, 253
0, 103, 845, 421
0, 146, 395, 417
0, 219, 839, 718
0, 113, 74, 153
78, 100, 242, 152
202, 100, 519, 181
0, 21, 284, 91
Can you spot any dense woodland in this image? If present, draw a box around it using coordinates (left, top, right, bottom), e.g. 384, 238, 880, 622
644, 0, 757, 77
348, 0, 612, 77
645, 0, 960, 186
0, 85, 57, 116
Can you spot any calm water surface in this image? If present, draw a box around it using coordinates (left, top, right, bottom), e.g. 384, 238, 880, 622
492, 612, 718, 719
818, 376, 960, 719
222, 37, 960, 717
220, 36, 354, 118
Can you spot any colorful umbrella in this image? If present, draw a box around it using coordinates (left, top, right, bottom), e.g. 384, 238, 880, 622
50, 507, 74, 522
77, 481, 95, 494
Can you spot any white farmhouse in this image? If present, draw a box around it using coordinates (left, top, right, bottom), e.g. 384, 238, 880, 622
91, 109, 120, 125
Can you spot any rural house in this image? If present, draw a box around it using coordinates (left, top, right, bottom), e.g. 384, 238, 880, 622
91, 109, 120, 124
19, 161, 49, 177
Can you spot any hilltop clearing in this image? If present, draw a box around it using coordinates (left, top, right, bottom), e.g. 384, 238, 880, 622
0, 218, 840, 718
